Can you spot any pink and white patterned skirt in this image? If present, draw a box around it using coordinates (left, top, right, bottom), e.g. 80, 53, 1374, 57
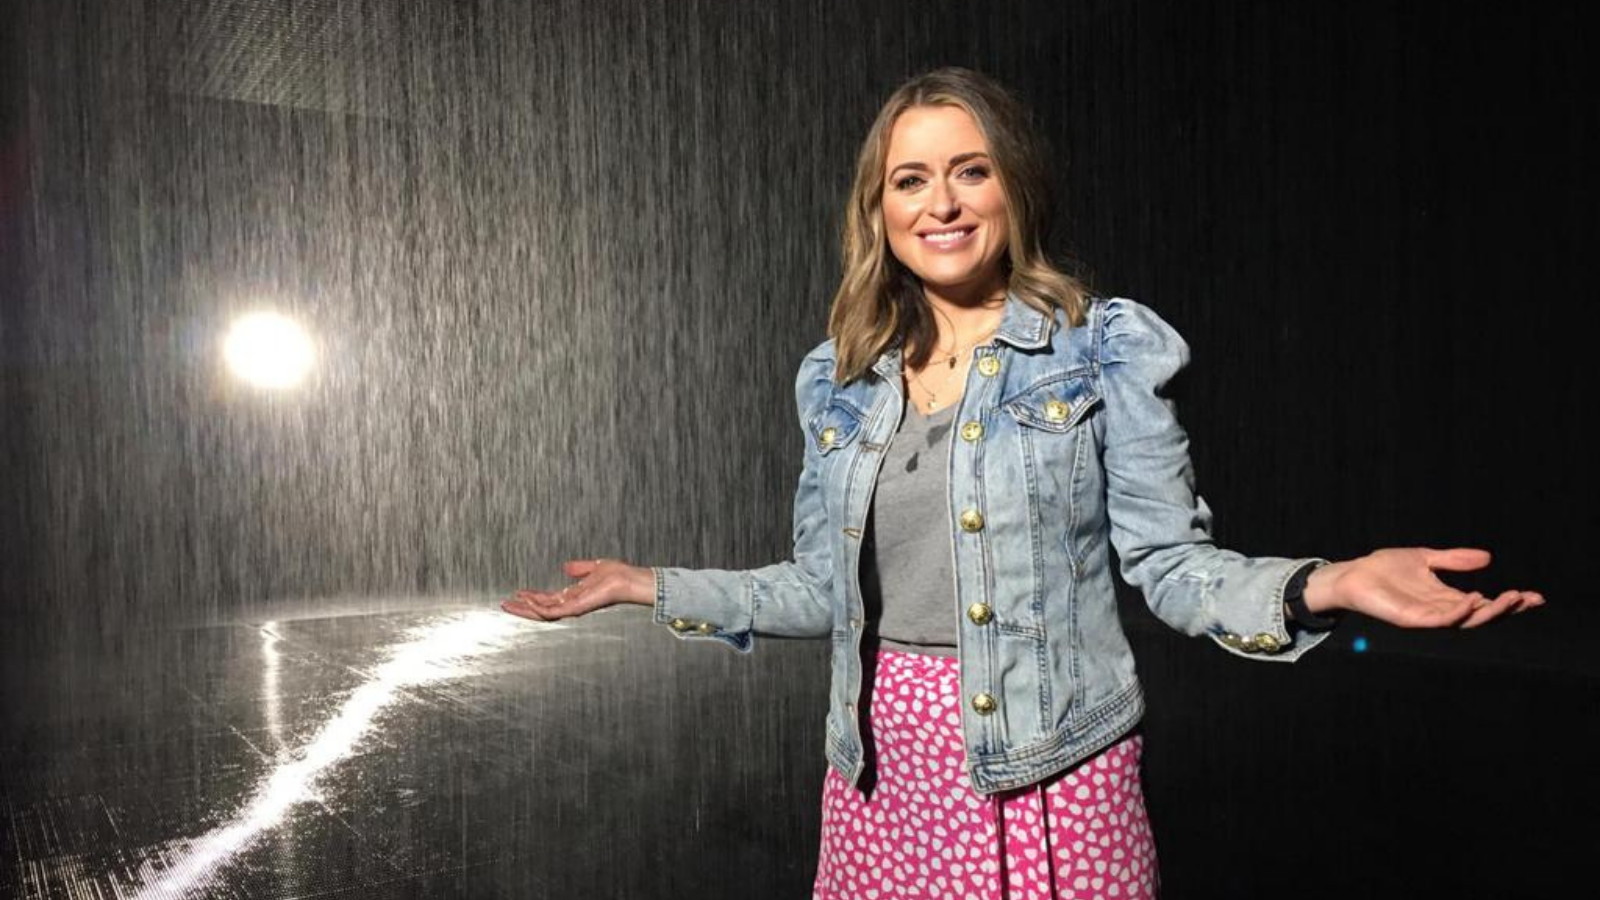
813, 649, 1159, 899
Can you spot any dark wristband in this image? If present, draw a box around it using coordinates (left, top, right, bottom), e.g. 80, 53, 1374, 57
1284, 561, 1341, 632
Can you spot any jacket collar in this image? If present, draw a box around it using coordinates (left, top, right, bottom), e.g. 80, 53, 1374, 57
870, 291, 1053, 379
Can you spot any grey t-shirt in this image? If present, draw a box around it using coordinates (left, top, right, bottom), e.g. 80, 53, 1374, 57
860, 399, 960, 657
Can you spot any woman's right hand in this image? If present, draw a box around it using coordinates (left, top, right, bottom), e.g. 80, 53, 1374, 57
500, 558, 656, 622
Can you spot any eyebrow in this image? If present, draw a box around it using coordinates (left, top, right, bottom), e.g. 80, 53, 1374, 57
888, 151, 991, 179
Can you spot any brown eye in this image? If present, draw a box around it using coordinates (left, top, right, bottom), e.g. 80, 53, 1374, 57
893, 175, 925, 190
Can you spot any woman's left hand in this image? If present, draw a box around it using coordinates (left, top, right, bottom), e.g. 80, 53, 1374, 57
1302, 547, 1544, 628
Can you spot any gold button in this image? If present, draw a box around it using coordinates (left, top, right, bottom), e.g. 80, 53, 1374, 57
819, 426, 837, 448
971, 692, 998, 715
961, 421, 984, 442
1219, 632, 1241, 648
958, 509, 984, 532
670, 618, 692, 633
696, 622, 717, 635
1238, 635, 1260, 652
1253, 633, 1281, 652
976, 356, 1001, 377
966, 603, 993, 626
1043, 399, 1071, 422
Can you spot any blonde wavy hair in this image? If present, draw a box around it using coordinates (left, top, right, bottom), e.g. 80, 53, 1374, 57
827, 67, 1089, 385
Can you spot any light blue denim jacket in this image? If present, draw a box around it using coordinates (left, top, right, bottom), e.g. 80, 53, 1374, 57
652, 295, 1331, 795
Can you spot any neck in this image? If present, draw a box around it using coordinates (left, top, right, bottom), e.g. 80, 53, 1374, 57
919, 279, 1008, 358
922, 275, 1008, 311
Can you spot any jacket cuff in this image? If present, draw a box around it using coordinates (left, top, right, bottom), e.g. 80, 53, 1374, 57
651, 566, 755, 653
1205, 557, 1335, 662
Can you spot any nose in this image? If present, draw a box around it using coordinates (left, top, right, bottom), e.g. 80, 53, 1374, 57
928, 177, 959, 220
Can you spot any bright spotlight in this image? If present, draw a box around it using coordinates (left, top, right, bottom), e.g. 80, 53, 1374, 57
222, 311, 315, 390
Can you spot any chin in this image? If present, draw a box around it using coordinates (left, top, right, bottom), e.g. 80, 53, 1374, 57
917, 267, 990, 293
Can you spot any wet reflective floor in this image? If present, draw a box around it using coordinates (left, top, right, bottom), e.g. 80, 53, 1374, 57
0, 604, 827, 899
4, 602, 1595, 899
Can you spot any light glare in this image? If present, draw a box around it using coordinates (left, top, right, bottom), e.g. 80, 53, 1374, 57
222, 311, 315, 390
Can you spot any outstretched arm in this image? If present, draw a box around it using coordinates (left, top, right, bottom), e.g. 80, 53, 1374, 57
1301, 547, 1542, 628
1098, 298, 1542, 662
500, 346, 841, 652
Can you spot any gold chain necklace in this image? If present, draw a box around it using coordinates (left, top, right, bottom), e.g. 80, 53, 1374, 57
907, 321, 1000, 412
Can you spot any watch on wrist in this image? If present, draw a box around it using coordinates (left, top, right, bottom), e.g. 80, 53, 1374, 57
1284, 560, 1341, 632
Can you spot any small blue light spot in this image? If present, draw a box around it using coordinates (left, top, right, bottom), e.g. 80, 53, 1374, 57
1352, 636, 1369, 653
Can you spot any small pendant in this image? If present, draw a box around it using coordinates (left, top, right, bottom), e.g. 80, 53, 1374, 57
946, 356, 956, 369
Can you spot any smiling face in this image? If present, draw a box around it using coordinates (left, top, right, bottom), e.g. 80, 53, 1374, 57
881, 104, 1011, 304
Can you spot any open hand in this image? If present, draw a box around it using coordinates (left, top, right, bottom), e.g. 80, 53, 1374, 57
500, 558, 655, 622
1304, 547, 1544, 628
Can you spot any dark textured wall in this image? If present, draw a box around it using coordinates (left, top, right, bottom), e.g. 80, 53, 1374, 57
3, 1, 1594, 897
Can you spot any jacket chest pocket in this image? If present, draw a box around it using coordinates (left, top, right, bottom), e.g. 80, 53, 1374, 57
807, 400, 869, 524
1002, 374, 1100, 434
808, 399, 867, 456
996, 374, 1102, 529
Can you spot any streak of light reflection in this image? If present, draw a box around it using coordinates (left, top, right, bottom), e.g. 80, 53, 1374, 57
127, 610, 557, 899
262, 621, 285, 756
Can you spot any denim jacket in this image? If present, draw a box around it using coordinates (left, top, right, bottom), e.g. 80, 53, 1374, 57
651, 295, 1331, 795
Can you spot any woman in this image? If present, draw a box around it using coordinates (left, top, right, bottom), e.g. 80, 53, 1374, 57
501, 68, 1542, 899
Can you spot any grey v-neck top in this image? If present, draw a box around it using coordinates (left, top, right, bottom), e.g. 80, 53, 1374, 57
859, 399, 960, 657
